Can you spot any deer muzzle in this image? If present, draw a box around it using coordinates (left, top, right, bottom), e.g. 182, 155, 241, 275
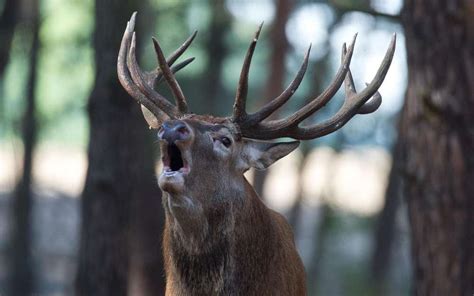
158, 120, 192, 193
159, 120, 191, 143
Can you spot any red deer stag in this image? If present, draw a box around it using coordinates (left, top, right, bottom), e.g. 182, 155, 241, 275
117, 12, 395, 296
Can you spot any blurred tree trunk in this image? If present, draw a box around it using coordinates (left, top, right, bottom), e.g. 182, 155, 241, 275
400, 0, 474, 295
0, 0, 18, 76
253, 0, 293, 198
307, 204, 332, 294
287, 52, 331, 230
199, 0, 230, 116
127, 5, 167, 296
306, 136, 344, 294
262, 0, 292, 102
287, 142, 309, 230
75, 1, 165, 295
0, 0, 19, 121
8, 0, 39, 294
371, 139, 402, 293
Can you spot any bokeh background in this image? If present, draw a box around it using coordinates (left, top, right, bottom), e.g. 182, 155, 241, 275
0, 0, 445, 295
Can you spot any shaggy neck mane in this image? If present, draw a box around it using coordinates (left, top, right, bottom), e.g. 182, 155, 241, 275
164, 182, 273, 294
170, 232, 231, 294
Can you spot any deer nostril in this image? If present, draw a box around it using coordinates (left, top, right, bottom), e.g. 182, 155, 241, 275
159, 121, 190, 142
176, 125, 189, 134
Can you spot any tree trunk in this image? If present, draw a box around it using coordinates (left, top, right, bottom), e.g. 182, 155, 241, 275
371, 139, 402, 293
286, 142, 309, 231
253, 0, 293, 198
306, 204, 332, 295
401, 1, 474, 295
0, 0, 18, 77
8, 0, 39, 294
199, 0, 230, 116
75, 1, 165, 295
0, 0, 19, 122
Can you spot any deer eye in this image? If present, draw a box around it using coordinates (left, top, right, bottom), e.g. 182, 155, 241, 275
220, 136, 232, 147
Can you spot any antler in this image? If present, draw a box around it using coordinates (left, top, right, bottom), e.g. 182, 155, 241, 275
232, 32, 396, 140
117, 12, 196, 119
233, 22, 263, 121
118, 14, 395, 139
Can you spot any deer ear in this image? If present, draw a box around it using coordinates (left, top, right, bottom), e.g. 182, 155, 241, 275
242, 140, 300, 170
141, 105, 170, 129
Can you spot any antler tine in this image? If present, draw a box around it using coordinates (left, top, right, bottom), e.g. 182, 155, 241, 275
153, 37, 189, 113
144, 57, 195, 90
346, 33, 396, 111
127, 31, 180, 118
166, 31, 198, 67
145, 31, 197, 89
155, 57, 195, 85
233, 22, 264, 121
118, 12, 172, 118
150, 31, 197, 111
357, 83, 382, 114
244, 44, 312, 126
340, 42, 357, 97
340, 43, 382, 114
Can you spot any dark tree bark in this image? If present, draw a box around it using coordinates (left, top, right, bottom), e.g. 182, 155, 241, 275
306, 204, 332, 294
262, 0, 292, 103
8, 0, 39, 294
286, 142, 309, 230
199, 0, 230, 116
253, 0, 294, 198
371, 139, 402, 292
400, 1, 474, 295
0, 0, 19, 121
126, 5, 168, 296
76, 1, 165, 295
0, 0, 18, 77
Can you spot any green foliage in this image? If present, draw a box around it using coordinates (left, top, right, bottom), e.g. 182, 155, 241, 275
2, 24, 33, 140
37, 0, 93, 146
1, 0, 93, 146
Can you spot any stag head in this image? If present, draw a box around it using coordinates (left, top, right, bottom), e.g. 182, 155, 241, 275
117, 12, 395, 236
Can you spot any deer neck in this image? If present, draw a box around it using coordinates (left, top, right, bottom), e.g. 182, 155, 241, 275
163, 178, 276, 294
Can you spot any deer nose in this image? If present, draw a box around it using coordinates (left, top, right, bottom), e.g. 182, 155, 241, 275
159, 120, 191, 143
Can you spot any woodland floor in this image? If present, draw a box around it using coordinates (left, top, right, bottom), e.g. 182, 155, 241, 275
0, 188, 412, 296
0, 189, 79, 296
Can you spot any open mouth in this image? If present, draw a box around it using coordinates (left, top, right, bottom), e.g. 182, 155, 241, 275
163, 143, 189, 174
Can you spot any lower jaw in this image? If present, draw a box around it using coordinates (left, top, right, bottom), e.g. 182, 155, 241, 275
158, 171, 185, 194
163, 170, 182, 176
162, 165, 191, 175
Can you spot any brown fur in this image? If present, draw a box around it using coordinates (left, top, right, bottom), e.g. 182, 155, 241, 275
156, 118, 306, 295
163, 180, 306, 296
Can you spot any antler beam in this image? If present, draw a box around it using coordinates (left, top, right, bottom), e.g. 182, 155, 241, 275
235, 33, 396, 140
